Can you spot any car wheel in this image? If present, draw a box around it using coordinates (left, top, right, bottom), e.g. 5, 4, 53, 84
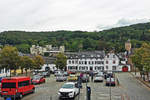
18, 93, 23, 99
73, 93, 76, 99
32, 88, 35, 93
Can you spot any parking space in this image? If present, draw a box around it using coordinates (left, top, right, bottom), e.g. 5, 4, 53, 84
0, 73, 124, 100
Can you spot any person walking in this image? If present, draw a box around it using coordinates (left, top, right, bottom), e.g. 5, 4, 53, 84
91, 72, 94, 82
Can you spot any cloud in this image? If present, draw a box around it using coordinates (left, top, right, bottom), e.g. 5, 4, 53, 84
97, 18, 150, 30
0, 0, 150, 32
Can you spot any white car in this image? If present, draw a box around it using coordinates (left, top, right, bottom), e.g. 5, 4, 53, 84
94, 74, 103, 82
58, 82, 79, 99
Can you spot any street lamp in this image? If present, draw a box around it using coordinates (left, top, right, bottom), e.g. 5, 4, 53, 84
109, 75, 111, 100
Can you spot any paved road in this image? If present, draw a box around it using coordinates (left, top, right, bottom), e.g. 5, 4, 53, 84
117, 72, 150, 100
2, 73, 149, 100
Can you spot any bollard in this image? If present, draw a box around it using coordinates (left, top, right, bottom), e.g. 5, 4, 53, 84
50, 96, 52, 100
86, 86, 91, 100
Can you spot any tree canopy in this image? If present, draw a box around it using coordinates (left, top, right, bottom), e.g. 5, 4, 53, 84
0, 22, 150, 53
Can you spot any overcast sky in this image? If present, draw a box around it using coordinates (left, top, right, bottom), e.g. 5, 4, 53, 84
0, 0, 150, 32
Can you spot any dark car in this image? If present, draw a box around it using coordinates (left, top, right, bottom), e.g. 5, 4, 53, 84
32, 75, 45, 84
106, 78, 115, 86
41, 71, 50, 77
104, 73, 114, 79
81, 74, 89, 82
0, 76, 6, 83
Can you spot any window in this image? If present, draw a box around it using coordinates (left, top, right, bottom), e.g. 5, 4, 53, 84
89, 61, 90, 64
85, 61, 87, 65
112, 66, 116, 70
92, 61, 94, 64
95, 61, 97, 64
106, 66, 108, 69
106, 61, 109, 64
18, 80, 30, 87
86, 67, 88, 70
75, 61, 78, 64
69, 60, 71, 64
79, 61, 81, 64
113, 55, 115, 58
72, 61, 74, 64
113, 61, 116, 64
82, 67, 85, 70
2, 83, 16, 88
79, 66, 81, 70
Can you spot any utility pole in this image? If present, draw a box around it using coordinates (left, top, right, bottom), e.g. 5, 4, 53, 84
109, 76, 111, 100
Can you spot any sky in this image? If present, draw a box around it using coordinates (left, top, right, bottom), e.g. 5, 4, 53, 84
0, 0, 150, 32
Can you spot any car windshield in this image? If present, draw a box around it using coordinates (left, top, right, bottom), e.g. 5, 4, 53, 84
107, 78, 114, 81
2, 82, 16, 88
57, 74, 63, 77
62, 84, 74, 89
96, 75, 102, 77
33, 76, 41, 80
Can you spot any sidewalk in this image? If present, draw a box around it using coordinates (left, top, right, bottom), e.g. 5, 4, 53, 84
130, 72, 150, 89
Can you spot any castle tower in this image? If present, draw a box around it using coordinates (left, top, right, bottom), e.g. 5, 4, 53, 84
125, 39, 131, 55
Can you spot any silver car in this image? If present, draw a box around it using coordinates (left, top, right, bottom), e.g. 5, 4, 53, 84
56, 74, 67, 82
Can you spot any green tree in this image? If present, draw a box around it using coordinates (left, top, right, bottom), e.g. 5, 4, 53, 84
33, 55, 45, 69
20, 56, 34, 76
0, 46, 20, 76
55, 53, 67, 70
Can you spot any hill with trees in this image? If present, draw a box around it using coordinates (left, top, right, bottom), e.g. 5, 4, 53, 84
0, 22, 150, 53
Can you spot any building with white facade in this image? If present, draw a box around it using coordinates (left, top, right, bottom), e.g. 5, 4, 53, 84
66, 51, 105, 72
0, 68, 10, 77
104, 52, 120, 72
66, 51, 131, 72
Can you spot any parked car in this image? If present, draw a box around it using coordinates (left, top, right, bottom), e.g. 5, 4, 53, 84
104, 73, 114, 79
32, 75, 45, 84
56, 74, 67, 82
0, 76, 6, 83
67, 70, 76, 74
63, 72, 69, 76
54, 71, 62, 76
41, 71, 50, 77
106, 78, 115, 86
58, 82, 79, 99
94, 74, 103, 82
68, 74, 78, 81
97, 71, 104, 76
1, 76, 35, 100
81, 74, 89, 82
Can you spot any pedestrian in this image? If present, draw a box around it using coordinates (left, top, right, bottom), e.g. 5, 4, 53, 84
91, 72, 93, 82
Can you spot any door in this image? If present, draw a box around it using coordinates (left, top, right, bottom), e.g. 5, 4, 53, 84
90, 67, 93, 71
122, 66, 128, 72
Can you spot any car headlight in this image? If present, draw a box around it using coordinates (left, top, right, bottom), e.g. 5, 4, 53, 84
68, 91, 73, 94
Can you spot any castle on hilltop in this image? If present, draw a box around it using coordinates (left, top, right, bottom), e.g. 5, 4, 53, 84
30, 45, 65, 56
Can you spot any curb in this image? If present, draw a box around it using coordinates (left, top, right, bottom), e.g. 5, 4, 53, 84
129, 72, 150, 89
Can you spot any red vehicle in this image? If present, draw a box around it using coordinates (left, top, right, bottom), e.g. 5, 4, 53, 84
32, 75, 45, 84
1, 76, 35, 100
